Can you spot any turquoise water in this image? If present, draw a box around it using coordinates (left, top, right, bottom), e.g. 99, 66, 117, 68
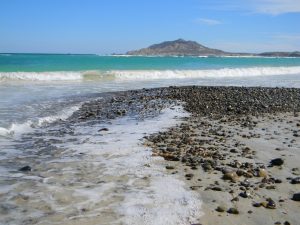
1, 54, 300, 72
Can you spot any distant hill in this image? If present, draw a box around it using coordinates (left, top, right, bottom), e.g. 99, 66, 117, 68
258, 51, 300, 57
126, 39, 299, 57
126, 39, 229, 56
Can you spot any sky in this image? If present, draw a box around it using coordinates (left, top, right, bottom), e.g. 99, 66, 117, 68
0, 0, 300, 54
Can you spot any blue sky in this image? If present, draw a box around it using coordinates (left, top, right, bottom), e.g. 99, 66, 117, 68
0, 0, 300, 53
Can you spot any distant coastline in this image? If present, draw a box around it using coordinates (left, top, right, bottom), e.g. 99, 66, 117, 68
125, 39, 300, 57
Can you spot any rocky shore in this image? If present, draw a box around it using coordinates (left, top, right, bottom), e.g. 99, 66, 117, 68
69, 86, 300, 224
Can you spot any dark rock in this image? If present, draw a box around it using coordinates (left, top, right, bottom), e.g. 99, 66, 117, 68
216, 206, 226, 212
291, 177, 300, 184
227, 207, 239, 214
253, 202, 261, 207
266, 198, 276, 209
166, 166, 175, 170
211, 187, 223, 191
19, 166, 31, 172
292, 193, 300, 201
185, 173, 194, 178
98, 128, 109, 132
270, 158, 284, 166
239, 191, 251, 198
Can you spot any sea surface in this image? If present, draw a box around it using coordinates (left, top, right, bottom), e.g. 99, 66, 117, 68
1, 54, 300, 224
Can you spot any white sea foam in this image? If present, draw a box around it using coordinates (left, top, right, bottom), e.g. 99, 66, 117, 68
0, 105, 80, 138
1, 66, 300, 82
0, 71, 82, 81
111, 66, 300, 80
64, 106, 203, 225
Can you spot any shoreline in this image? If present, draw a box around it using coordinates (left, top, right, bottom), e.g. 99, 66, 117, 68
73, 85, 300, 224
1, 85, 300, 225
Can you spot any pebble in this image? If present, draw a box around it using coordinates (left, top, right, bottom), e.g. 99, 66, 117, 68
211, 187, 222, 191
270, 158, 284, 166
19, 166, 31, 172
216, 206, 226, 212
258, 168, 268, 178
227, 207, 239, 214
292, 193, 300, 201
166, 166, 175, 170
223, 172, 239, 182
291, 177, 300, 184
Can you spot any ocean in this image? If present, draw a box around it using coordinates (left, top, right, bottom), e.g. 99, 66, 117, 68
1, 54, 300, 224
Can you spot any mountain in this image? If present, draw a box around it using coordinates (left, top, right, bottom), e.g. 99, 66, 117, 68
126, 39, 229, 56
126, 39, 299, 57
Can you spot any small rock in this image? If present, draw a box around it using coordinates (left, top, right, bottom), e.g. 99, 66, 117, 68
292, 193, 300, 201
291, 177, 300, 184
223, 172, 239, 182
227, 207, 239, 214
266, 198, 276, 209
98, 128, 109, 132
216, 206, 226, 212
270, 158, 284, 166
231, 197, 239, 202
239, 191, 251, 198
211, 187, 223, 191
166, 166, 175, 170
19, 166, 31, 172
185, 173, 194, 178
252, 202, 261, 207
258, 168, 268, 178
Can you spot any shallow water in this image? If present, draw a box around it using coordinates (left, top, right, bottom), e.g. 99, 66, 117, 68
0, 105, 203, 225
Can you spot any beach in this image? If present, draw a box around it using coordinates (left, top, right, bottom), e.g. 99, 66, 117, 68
2, 86, 299, 224
143, 86, 300, 225
75, 86, 300, 224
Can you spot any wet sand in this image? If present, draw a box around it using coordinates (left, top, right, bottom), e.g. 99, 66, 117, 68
2, 86, 300, 225
143, 86, 300, 225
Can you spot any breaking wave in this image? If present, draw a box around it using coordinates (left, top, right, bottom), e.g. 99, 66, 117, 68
0, 105, 80, 138
1, 66, 300, 82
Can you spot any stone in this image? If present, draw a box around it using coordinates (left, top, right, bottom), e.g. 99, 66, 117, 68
258, 168, 268, 178
252, 202, 261, 207
227, 207, 239, 214
216, 206, 226, 212
223, 172, 239, 182
292, 193, 300, 201
239, 191, 251, 198
19, 166, 31, 172
98, 128, 109, 132
265, 198, 276, 209
211, 187, 223, 191
270, 158, 284, 166
166, 166, 175, 170
185, 173, 194, 178
291, 177, 300, 184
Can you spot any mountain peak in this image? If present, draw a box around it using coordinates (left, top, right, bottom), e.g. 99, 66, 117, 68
126, 39, 225, 56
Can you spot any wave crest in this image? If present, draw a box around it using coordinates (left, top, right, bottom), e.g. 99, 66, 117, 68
0, 106, 79, 138
1, 66, 300, 82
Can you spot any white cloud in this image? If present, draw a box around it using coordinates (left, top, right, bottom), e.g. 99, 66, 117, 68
252, 0, 300, 15
194, 18, 222, 25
